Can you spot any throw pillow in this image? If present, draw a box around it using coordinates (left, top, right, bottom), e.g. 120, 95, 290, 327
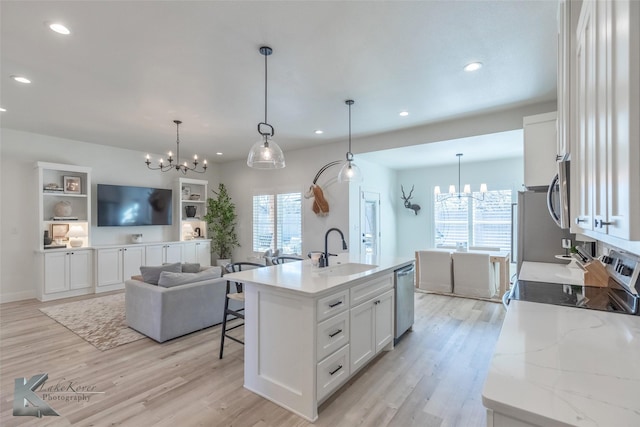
181, 263, 200, 273
157, 266, 222, 288
140, 262, 182, 285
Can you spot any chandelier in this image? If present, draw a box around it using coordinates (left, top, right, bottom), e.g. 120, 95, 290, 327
145, 120, 207, 174
247, 46, 286, 169
337, 99, 363, 183
434, 153, 487, 202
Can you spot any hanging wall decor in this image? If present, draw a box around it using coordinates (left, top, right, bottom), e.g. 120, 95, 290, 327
401, 185, 421, 215
304, 160, 341, 216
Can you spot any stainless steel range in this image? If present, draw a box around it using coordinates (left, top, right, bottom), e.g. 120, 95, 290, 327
505, 249, 640, 315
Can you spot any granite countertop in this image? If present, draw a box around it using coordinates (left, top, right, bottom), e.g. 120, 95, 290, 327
223, 253, 414, 297
483, 262, 640, 426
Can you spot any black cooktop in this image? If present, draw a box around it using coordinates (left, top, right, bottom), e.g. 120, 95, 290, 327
511, 280, 639, 315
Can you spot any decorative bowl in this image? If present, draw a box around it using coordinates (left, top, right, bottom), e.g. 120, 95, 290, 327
189, 194, 200, 200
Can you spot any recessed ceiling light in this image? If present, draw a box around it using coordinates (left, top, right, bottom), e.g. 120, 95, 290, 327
216, 152, 223, 156
464, 62, 483, 72
314, 130, 324, 135
11, 75, 31, 84
399, 111, 409, 117
0, 107, 6, 112
49, 23, 71, 35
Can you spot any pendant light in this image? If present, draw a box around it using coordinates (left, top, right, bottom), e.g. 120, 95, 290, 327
247, 46, 286, 169
337, 99, 363, 183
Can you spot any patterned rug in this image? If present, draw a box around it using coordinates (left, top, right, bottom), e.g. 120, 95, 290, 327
40, 293, 147, 351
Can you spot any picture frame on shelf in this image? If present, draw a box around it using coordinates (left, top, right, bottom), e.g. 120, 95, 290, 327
182, 185, 191, 200
63, 176, 82, 194
51, 223, 69, 242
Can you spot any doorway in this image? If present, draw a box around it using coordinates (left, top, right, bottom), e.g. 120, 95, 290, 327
360, 191, 381, 262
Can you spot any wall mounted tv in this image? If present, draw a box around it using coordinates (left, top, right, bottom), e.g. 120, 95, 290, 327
97, 184, 172, 226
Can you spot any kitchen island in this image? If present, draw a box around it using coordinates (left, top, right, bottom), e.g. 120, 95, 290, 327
482, 261, 640, 426
224, 253, 414, 422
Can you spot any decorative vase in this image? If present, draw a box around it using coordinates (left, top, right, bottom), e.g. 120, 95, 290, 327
185, 205, 197, 218
43, 230, 52, 246
54, 200, 72, 217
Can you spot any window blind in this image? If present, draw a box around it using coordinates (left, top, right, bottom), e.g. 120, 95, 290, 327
252, 194, 274, 252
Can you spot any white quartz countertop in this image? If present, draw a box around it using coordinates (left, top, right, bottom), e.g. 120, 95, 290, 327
519, 261, 585, 286
482, 300, 640, 426
223, 253, 414, 297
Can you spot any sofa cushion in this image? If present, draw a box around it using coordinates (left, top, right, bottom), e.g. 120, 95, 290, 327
140, 262, 182, 285
157, 266, 222, 288
181, 263, 201, 273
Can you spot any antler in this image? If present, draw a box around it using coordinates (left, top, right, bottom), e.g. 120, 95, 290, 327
407, 185, 415, 199
401, 185, 407, 200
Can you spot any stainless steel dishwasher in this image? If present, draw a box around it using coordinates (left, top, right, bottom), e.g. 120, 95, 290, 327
394, 263, 415, 343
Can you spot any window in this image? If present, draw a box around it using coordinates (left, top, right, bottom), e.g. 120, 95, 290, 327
252, 192, 302, 255
434, 190, 512, 251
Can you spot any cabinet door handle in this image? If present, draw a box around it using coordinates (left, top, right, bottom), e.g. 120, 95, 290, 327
374, 300, 380, 305
595, 219, 614, 228
328, 329, 343, 338
575, 217, 587, 224
329, 365, 343, 376
328, 300, 343, 308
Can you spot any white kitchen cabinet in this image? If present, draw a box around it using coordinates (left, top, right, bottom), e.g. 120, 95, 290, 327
350, 289, 394, 373
182, 240, 211, 266
95, 245, 145, 292
243, 271, 395, 422
145, 243, 183, 265
572, 0, 640, 241
42, 250, 92, 300
523, 112, 558, 189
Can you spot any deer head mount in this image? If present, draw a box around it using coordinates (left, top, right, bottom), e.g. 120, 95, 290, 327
401, 185, 421, 215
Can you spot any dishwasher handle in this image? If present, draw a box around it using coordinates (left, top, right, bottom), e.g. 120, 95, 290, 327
396, 264, 415, 277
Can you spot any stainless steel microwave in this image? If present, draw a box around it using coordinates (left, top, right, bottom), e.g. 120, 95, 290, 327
547, 155, 570, 229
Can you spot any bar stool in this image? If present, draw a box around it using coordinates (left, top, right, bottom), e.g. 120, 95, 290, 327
219, 262, 263, 359
271, 256, 303, 264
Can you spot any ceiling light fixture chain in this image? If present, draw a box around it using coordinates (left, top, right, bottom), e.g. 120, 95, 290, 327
337, 99, 363, 183
145, 120, 207, 174
434, 153, 487, 202
247, 45, 285, 169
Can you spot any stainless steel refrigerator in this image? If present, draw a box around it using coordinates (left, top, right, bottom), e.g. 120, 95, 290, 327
514, 190, 574, 273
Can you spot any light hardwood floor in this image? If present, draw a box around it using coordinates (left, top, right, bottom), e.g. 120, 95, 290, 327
0, 291, 504, 427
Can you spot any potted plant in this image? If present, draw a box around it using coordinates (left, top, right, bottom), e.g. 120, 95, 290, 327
204, 183, 240, 266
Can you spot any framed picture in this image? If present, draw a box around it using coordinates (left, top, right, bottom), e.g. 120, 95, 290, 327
64, 176, 81, 194
182, 185, 191, 200
51, 223, 69, 241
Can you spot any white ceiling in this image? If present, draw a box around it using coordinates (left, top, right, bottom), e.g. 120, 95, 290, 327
0, 1, 557, 165
359, 128, 524, 170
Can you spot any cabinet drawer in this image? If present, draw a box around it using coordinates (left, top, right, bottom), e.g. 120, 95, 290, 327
350, 274, 393, 307
316, 344, 350, 402
317, 289, 349, 322
317, 311, 350, 362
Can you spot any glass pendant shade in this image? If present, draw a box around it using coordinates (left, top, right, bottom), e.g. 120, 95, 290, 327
338, 160, 363, 183
247, 136, 286, 169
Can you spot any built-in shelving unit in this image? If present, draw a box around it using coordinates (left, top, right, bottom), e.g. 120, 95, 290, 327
175, 177, 208, 241
36, 162, 93, 301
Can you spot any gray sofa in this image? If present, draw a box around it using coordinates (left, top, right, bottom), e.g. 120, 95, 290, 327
125, 267, 240, 343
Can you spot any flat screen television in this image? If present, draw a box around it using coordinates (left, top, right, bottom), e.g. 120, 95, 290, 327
97, 184, 172, 226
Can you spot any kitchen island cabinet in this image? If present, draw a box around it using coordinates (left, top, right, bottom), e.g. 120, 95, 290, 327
225, 254, 413, 422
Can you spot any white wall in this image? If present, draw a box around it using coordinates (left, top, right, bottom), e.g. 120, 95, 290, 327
218, 142, 352, 263
395, 156, 524, 258
0, 128, 219, 302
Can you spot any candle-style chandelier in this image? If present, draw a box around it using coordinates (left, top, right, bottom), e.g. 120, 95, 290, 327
145, 120, 207, 174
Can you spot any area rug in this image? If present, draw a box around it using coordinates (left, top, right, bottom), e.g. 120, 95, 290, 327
40, 293, 147, 351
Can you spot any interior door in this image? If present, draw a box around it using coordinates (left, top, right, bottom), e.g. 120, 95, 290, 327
360, 191, 380, 262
